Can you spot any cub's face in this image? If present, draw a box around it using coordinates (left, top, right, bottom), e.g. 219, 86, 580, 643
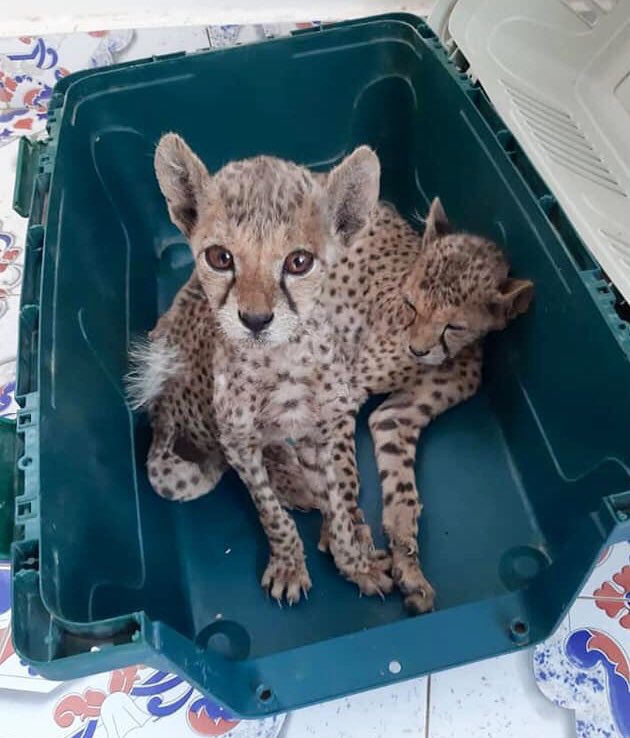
403, 199, 533, 365
155, 135, 380, 344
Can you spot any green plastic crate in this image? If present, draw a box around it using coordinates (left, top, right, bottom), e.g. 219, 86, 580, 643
3, 13, 630, 718
0, 418, 15, 560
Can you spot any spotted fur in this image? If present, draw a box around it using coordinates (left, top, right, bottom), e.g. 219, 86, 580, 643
142, 134, 391, 604
139, 136, 533, 612
261, 196, 533, 612
306, 196, 533, 612
125, 335, 184, 410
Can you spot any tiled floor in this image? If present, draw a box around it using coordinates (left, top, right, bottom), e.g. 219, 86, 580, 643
0, 23, 629, 738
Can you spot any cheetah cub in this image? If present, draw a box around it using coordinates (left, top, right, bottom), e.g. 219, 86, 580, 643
132, 133, 391, 604
311, 197, 534, 613
270, 198, 533, 613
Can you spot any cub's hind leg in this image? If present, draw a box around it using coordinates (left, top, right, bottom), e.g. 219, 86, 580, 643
369, 347, 482, 613
147, 419, 227, 502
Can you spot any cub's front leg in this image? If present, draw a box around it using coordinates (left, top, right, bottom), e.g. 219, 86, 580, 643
296, 438, 392, 597
223, 440, 311, 605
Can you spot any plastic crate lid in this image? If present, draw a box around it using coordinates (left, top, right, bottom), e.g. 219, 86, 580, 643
433, 0, 630, 304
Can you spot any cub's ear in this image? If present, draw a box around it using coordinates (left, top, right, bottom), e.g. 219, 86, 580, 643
489, 278, 534, 324
422, 197, 452, 246
326, 146, 380, 244
154, 133, 211, 237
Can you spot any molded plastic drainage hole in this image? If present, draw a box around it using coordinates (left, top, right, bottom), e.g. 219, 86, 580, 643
195, 620, 251, 661
256, 684, 273, 703
510, 619, 530, 644
388, 660, 402, 675
17, 502, 32, 516
20, 457, 32, 468
206, 632, 232, 658
498, 546, 548, 591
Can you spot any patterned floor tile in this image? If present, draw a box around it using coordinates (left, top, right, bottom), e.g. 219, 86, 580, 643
428, 649, 574, 738
117, 26, 209, 61
0, 665, 286, 737
0, 32, 134, 144
0, 139, 26, 418
571, 595, 630, 657
206, 23, 303, 49
581, 542, 630, 603
282, 677, 427, 738
535, 604, 630, 738
0, 141, 27, 241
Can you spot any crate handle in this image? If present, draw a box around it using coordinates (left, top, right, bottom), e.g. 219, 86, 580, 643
0, 417, 16, 560
13, 138, 42, 219
604, 491, 630, 540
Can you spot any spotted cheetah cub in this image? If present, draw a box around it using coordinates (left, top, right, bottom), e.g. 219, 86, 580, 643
270, 198, 533, 613
132, 133, 391, 604
312, 197, 534, 613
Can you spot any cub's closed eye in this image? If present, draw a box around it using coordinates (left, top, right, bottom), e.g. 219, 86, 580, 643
445, 323, 465, 331
403, 296, 417, 313
205, 245, 233, 271
284, 249, 314, 276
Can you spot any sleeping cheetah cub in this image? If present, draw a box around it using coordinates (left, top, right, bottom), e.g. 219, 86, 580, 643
131, 133, 391, 604
291, 196, 533, 613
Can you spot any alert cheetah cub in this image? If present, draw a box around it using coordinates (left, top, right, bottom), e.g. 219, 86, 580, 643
132, 133, 391, 604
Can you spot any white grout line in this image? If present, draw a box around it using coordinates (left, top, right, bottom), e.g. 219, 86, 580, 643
424, 674, 431, 738
577, 595, 627, 601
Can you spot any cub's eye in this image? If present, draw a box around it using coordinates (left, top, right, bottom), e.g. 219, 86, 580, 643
205, 245, 233, 271
403, 296, 417, 313
284, 249, 314, 276
445, 323, 465, 331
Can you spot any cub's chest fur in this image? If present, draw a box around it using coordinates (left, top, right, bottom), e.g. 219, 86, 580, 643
212, 317, 350, 444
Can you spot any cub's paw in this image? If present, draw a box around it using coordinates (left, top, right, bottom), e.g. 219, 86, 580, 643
404, 589, 435, 614
352, 565, 394, 598
354, 522, 376, 553
317, 519, 331, 553
369, 548, 392, 572
392, 553, 435, 614
262, 554, 312, 605
352, 522, 392, 571
345, 552, 394, 598
328, 524, 393, 597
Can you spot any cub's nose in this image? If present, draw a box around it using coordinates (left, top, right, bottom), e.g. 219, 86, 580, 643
238, 311, 274, 334
410, 345, 430, 358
